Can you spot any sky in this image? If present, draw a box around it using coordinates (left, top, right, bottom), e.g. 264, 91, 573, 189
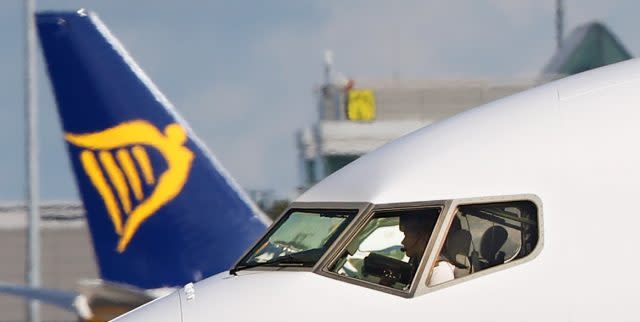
0, 0, 638, 201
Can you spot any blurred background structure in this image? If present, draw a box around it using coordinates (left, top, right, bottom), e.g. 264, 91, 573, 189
543, 21, 632, 77
0, 202, 94, 322
0, 1, 637, 321
298, 77, 539, 188
297, 19, 632, 189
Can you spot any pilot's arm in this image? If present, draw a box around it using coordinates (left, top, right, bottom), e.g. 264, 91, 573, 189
428, 260, 455, 286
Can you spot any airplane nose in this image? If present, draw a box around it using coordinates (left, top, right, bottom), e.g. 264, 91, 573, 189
111, 291, 181, 322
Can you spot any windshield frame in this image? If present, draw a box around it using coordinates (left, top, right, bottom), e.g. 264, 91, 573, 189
315, 195, 543, 298
413, 194, 544, 297
233, 202, 372, 272
315, 200, 451, 298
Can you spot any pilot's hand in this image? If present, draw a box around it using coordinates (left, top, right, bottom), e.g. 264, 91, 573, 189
379, 272, 396, 287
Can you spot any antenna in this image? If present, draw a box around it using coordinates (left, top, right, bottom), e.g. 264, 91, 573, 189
556, 0, 564, 49
324, 50, 333, 85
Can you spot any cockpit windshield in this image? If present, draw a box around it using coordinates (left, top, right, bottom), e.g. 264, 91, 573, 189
235, 209, 357, 271
329, 207, 441, 291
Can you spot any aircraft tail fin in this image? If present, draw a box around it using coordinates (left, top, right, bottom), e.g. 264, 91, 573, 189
36, 9, 270, 289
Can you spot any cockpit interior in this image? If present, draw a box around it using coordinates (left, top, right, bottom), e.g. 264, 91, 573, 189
234, 196, 541, 298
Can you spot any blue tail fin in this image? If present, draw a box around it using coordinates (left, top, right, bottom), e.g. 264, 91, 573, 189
36, 9, 270, 289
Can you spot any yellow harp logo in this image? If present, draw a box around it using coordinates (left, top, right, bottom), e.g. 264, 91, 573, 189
65, 120, 194, 253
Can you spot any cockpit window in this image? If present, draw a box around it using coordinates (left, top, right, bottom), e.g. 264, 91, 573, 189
329, 207, 441, 291
236, 209, 357, 270
428, 200, 538, 286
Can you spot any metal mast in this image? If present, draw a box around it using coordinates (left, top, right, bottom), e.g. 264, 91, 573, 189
324, 50, 333, 86
24, 0, 41, 321
556, 0, 564, 49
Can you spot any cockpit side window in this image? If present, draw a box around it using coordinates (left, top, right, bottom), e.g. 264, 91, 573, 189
329, 207, 441, 291
427, 200, 538, 287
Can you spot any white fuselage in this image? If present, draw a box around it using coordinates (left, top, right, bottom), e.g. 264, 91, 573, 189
114, 58, 640, 322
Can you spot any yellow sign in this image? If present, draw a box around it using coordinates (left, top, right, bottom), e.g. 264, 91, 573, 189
347, 89, 376, 121
66, 120, 194, 252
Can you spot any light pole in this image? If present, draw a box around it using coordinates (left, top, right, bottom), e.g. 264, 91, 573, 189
556, 0, 564, 49
24, 0, 41, 321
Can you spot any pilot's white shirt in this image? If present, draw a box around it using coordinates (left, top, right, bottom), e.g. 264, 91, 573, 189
428, 261, 455, 286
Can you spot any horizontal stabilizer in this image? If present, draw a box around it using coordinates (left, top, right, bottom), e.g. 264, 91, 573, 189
0, 282, 92, 319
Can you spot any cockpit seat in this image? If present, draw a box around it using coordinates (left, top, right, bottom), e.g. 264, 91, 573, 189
478, 226, 508, 269
442, 229, 472, 278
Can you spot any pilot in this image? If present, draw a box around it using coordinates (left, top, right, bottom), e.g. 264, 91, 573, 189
429, 259, 456, 286
398, 214, 438, 270
398, 213, 456, 286
428, 217, 462, 286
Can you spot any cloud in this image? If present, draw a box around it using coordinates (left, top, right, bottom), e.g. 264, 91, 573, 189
565, 0, 623, 25
258, 1, 559, 85
487, 0, 551, 25
178, 81, 300, 190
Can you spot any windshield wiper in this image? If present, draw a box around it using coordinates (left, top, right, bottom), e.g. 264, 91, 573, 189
230, 252, 312, 276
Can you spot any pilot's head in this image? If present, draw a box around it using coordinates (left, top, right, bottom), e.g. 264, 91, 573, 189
399, 214, 438, 260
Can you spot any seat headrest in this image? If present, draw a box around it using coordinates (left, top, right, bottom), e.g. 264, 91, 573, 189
480, 226, 508, 260
443, 230, 471, 266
